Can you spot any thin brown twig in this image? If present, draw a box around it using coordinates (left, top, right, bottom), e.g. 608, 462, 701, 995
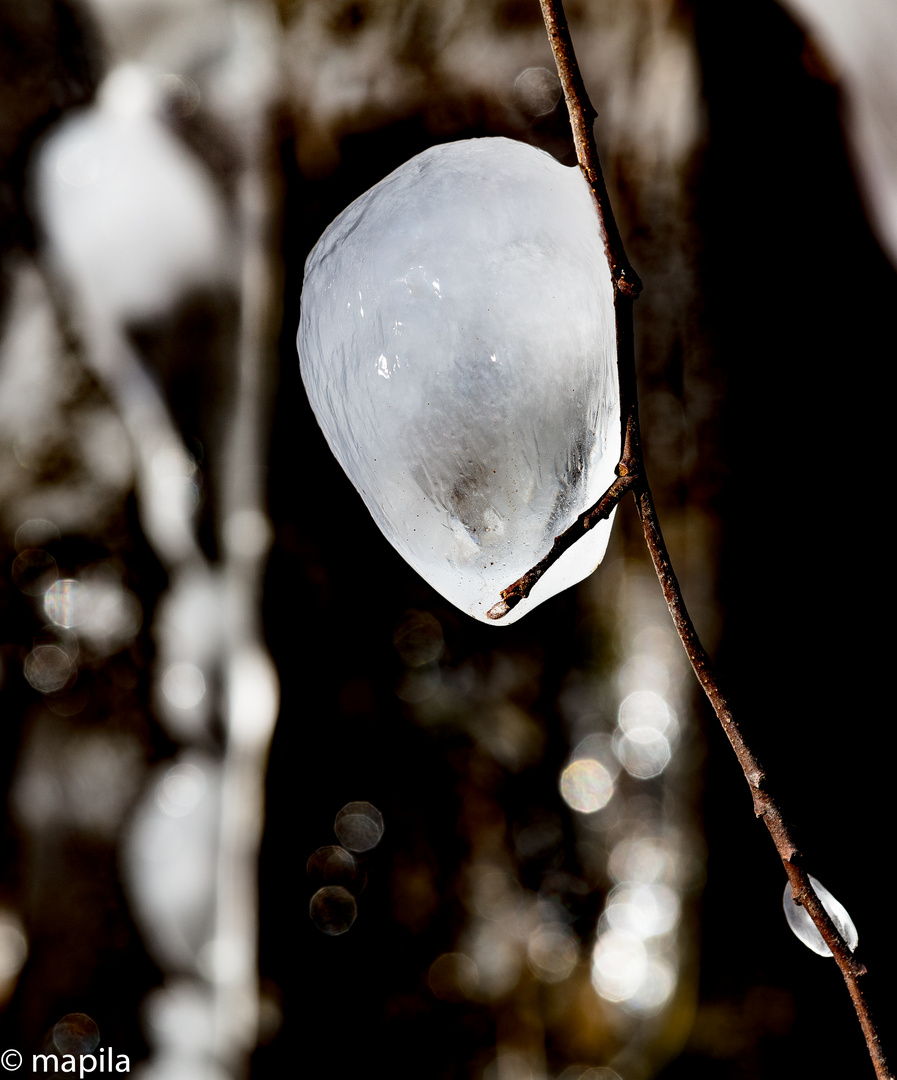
539, 0, 640, 300
497, 0, 894, 1074
636, 484, 889, 1075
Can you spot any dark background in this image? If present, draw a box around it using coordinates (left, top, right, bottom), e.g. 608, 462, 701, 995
0, 0, 894, 1077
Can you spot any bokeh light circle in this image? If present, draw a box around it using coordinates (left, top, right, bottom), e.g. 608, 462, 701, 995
24, 645, 75, 693
559, 759, 613, 813
526, 923, 578, 983
334, 801, 384, 852
310, 886, 357, 935
307, 846, 365, 895
53, 1014, 100, 1055
428, 952, 479, 1002
44, 579, 81, 628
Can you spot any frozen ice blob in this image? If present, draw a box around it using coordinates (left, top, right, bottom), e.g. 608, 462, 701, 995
298, 138, 618, 624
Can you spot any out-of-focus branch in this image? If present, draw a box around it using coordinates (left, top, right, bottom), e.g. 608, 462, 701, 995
497, 1, 894, 1076
212, 150, 281, 1071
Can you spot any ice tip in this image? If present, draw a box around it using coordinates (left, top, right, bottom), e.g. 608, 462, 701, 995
486, 599, 511, 621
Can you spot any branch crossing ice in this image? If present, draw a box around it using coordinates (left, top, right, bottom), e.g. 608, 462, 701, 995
298, 138, 618, 624
782, 875, 858, 957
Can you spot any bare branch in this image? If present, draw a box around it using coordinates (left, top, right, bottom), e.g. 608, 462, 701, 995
538, 0, 640, 299
521, 1, 894, 1075
637, 484, 890, 1078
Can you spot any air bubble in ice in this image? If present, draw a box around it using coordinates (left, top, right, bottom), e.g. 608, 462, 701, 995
782, 875, 858, 957
298, 138, 618, 625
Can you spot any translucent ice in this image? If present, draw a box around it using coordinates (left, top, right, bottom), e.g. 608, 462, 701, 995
298, 138, 618, 624
782, 875, 858, 957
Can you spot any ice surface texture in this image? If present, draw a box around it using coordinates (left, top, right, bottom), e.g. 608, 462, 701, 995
298, 138, 619, 624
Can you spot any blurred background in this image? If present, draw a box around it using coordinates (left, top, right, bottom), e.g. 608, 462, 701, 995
0, 0, 895, 1078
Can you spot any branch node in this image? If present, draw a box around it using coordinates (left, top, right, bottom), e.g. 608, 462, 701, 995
746, 767, 765, 789
616, 269, 642, 299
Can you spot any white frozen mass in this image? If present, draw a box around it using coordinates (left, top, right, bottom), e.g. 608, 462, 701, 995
298, 137, 619, 624
34, 63, 232, 323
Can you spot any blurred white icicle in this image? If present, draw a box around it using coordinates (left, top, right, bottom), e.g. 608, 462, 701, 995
782, 875, 858, 957
780, 0, 897, 268
33, 14, 282, 1079
34, 60, 230, 568
125, 754, 223, 972
35, 62, 235, 324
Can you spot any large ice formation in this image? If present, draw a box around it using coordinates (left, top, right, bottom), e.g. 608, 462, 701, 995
298, 137, 619, 624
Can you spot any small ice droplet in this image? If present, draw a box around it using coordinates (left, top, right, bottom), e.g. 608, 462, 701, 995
782, 875, 858, 957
